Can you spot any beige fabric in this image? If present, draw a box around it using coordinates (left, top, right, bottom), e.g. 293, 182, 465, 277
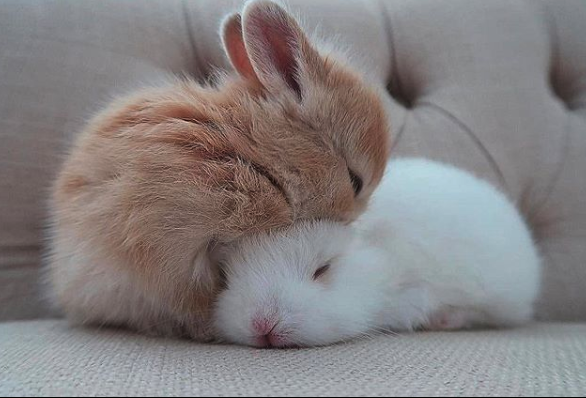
0, 0, 200, 320
0, 0, 585, 321
0, 321, 585, 397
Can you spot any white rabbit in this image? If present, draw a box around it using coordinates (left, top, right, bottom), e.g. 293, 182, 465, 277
214, 158, 541, 348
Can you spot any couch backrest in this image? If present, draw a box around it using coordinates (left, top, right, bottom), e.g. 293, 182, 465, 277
1, 0, 585, 322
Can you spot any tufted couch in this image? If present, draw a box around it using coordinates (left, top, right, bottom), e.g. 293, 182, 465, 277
1, 0, 585, 396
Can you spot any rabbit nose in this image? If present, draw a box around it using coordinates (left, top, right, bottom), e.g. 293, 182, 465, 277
252, 317, 289, 348
255, 333, 280, 348
252, 317, 277, 335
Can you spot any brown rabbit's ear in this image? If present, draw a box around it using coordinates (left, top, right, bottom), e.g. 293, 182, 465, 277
221, 13, 263, 87
241, 0, 322, 99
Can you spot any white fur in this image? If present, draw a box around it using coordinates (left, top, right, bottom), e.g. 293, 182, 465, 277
214, 158, 542, 347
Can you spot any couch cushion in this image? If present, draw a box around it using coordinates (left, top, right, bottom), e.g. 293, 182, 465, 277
0, 0, 585, 321
0, 0, 391, 322
377, 0, 586, 321
0, 0, 201, 321
0, 321, 585, 396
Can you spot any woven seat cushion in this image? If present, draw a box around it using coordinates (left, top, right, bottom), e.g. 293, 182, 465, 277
1, 321, 585, 397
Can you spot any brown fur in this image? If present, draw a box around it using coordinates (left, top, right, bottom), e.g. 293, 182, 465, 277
49, 0, 390, 340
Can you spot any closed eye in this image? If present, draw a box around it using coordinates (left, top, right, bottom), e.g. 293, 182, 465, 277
348, 168, 363, 196
313, 264, 331, 281
218, 263, 229, 290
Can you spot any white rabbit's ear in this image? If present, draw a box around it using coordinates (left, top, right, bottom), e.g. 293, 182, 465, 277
240, 0, 322, 99
221, 13, 263, 87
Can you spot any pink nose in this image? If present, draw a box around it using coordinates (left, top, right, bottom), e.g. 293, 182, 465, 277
253, 318, 275, 335
252, 317, 289, 348
256, 333, 278, 348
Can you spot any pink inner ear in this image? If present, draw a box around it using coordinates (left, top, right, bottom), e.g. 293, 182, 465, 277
231, 39, 258, 81
223, 15, 261, 84
261, 24, 301, 96
244, 4, 302, 97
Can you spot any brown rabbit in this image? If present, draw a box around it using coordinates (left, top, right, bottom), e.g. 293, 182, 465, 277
48, 0, 390, 340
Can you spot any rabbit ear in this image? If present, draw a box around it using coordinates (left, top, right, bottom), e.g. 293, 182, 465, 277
221, 13, 263, 86
241, 0, 321, 99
